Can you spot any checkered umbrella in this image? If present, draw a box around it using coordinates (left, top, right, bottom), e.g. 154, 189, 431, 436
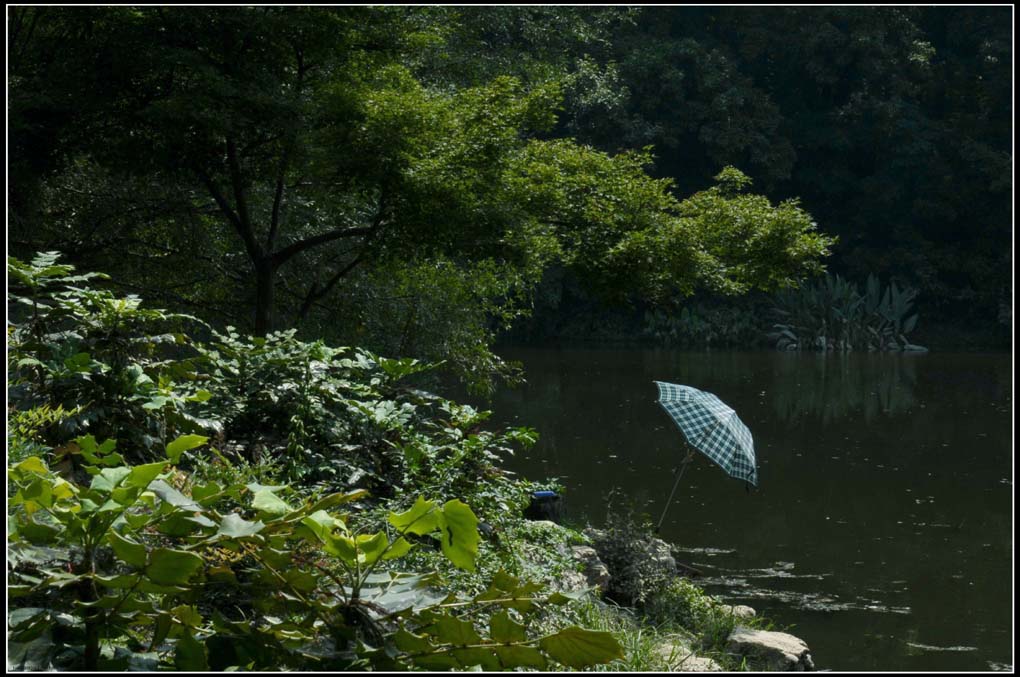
654, 381, 758, 486
654, 381, 757, 530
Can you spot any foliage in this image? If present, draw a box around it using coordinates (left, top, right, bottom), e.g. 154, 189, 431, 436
319, 256, 533, 397
7, 252, 210, 463
7, 255, 625, 672
767, 273, 926, 352
586, 499, 676, 609
508, 6, 1008, 335
417, 6, 1011, 344
7, 446, 621, 671
7, 254, 541, 506
7, 7, 840, 394
643, 297, 770, 348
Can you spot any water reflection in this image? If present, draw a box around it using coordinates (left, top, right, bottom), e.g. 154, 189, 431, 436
770, 353, 918, 424
477, 348, 1012, 672
638, 349, 921, 425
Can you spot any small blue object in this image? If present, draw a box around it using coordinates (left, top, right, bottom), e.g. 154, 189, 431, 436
532, 490, 558, 499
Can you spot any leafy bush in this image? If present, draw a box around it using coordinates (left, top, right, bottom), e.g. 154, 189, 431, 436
8, 254, 539, 511
8, 442, 622, 671
643, 298, 769, 348
586, 500, 675, 608
8, 252, 210, 463
8, 253, 625, 671
768, 273, 927, 352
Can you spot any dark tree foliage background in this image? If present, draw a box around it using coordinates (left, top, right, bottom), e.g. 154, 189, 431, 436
8, 6, 1012, 369
426, 6, 1011, 341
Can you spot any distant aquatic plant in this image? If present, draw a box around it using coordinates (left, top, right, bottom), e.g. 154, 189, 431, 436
767, 274, 926, 352
643, 301, 767, 348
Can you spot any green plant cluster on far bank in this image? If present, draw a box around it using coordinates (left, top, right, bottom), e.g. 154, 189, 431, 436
768, 273, 927, 352
643, 296, 771, 348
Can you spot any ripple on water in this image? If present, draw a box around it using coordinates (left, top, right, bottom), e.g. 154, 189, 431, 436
704, 561, 830, 581
702, 582, 912, 615
674, 546, 737, 556
905, 642, 979, 652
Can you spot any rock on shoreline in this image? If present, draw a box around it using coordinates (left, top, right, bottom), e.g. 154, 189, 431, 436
726, 626, 815, 671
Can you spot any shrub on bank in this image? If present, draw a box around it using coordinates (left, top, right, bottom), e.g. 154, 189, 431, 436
7, 253, 623, 671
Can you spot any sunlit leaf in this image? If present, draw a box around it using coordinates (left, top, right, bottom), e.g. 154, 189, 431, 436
215, 513, 265, 540
437, 499, 480, 572
165, 434, 209, 464
539, 627, 624, 667
382, 536, 413, 560
251, 489, 292, 517
388, 496, 440, 536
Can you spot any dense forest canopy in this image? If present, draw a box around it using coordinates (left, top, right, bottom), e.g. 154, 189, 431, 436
8, 6, 1012, 389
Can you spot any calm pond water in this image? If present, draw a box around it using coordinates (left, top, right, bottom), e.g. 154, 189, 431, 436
479, 348, 1013, 672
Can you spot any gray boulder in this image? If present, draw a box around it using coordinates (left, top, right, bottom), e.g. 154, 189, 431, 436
726, 626, 814, 671
714, 602, 757, 620
570, 545, 611, 592
646, 537, 677, 575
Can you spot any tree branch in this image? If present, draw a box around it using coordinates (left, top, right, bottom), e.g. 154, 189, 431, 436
226, 138, 256, 241
273, 190, 387, 267
267, 49, 307, 250
195, 162, 262, 262
297, 254, 366, 322
271, 225, 374, 267
267, 144, 290, 249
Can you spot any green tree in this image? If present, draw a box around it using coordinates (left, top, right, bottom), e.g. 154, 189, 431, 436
9, 7, 834, 389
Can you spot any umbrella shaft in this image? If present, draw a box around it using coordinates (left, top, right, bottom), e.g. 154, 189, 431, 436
656, 457, 692, 532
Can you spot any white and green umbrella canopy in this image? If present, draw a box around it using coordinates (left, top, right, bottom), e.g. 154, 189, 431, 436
654, 381, 758, 486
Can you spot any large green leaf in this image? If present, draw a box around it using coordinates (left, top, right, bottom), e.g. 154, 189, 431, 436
490, 611, 526, 643
356, 531, 388, 566
299, 510, 341, 543
322, 533, 358, 565
426, 614, 481, 645
251, 489, 292, 517
13, 456, 50, 477
146, 548, 204, 585
539, 627, 623, 668
156, 512, 217, 537
108, 531, 147, 568
191, 481, 222, 505
449, 647, 500, 671
394, 628, 433, 653
388, 496, 439, 535
382, 536, 412, 560
124, 462, 167, 489
215, 513, 265, 540
148, 479, 202, 511
437, 499, 480, 572
174, 635, 209, 671
90, 466, 132, 493
495, 645, 547, 670
16, 517, 60, 545
166, 435, 209, 465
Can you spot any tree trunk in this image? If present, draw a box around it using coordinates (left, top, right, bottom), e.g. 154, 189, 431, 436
254, 258, 277, 336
